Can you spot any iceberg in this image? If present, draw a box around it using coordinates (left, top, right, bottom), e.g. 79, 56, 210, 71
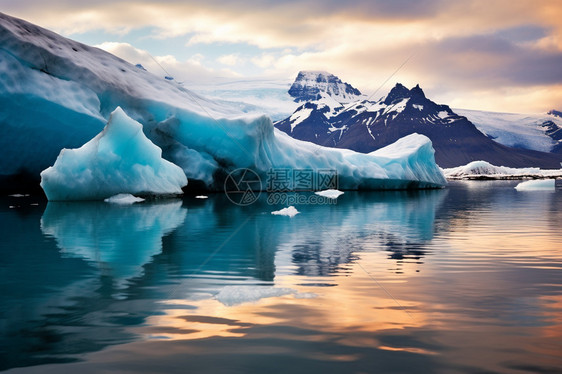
2, 13, 446, 192
40, 108, 187, 201
515, 179, 556, 191
160, 110, 447, 190
443, 160, 562, 180
315, 189, 345, 199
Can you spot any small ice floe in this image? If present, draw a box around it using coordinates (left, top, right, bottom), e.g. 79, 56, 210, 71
104, 194, 145, 204
271, 206, 300, 217
195, 195, 208, 199
314, 189, 344, 199
215, 286, 317, 306
514, 179, 555, 191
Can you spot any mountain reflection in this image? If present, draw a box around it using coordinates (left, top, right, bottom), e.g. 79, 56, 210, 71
270, 190, 446, 276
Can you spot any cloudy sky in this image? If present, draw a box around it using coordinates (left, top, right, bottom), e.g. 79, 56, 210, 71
4, 0, 562, 113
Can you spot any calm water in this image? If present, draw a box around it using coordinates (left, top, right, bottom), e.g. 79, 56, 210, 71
1, 181, 561, 373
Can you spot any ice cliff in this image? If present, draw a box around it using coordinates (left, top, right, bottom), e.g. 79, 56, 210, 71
0, 12, 446, 196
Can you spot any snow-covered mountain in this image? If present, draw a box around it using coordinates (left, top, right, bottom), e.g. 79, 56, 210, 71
288, 71, 363, 103
455, 109, 562, 154
0, 12, 447, 193
275, 82, 562, 168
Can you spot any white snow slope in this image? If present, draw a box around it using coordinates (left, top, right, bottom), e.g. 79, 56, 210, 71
456, 108, 562, 153
0, 13, 446, 191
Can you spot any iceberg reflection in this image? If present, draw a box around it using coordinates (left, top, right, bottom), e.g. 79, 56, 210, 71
41, 200, 187, 289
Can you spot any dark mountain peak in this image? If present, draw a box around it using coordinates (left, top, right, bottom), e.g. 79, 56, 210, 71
384, 83, 428, 105
384, 83, 410, 105
288, 71, 362, 102
409, 84, 426, 100
548, 109, 562, 118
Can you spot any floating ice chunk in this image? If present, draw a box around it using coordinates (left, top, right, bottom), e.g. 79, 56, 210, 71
215, 286, 296, 306
315, 189, 344, 199
514, 179, 555, 191
195, 195, 209, 199
271, 206, 300, 217
105, 194, 145, 204
40, 108, 187, 201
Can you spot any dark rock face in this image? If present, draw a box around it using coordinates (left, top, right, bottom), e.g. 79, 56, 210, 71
276, 83, 562, 168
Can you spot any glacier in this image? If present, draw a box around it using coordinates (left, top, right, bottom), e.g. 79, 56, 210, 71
1, 13, 446, 194
40, 108, 187, 201
456, 108, 562, 153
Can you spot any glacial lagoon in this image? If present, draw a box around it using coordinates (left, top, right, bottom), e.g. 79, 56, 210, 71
1, 181, 561, 373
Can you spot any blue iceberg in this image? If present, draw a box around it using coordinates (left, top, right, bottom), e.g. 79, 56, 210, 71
40, 108, 187, 201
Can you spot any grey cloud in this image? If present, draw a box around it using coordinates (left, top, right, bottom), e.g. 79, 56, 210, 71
411, 31, 562, 88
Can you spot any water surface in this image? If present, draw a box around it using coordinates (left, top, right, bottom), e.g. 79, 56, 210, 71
1, 181, 561, 373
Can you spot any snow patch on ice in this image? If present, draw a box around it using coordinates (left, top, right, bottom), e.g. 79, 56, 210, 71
315, 189, 344, 199
105, 194, 145, 204
271, 206, 300, 217
515, 179, 555, 191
